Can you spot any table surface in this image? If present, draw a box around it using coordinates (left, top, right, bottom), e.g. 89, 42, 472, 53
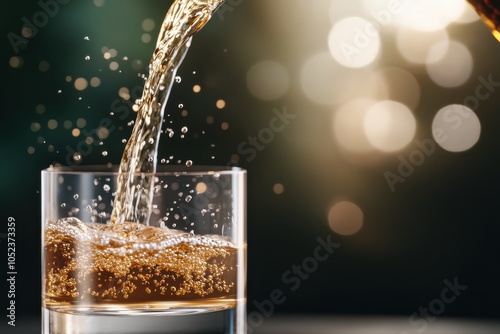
2, 315, 499, 333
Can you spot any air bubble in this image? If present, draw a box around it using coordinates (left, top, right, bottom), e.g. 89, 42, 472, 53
85, 56, 91, 61
73, 194, 79, 200
181, 126, 188, 134
148, 138, 155, 145
94, 179, 99, 186
61, 203, 66, 208
84, 36, 90, 41
178, 104, 184, 109
186, 160, 193, 167
102, 151, 108, 157
122, 139, 127, 143
103, 185, 111, 192
73, 153, 82, 162
175, 76, 182, 83
185, 195, 192, 203
85, 205, 92, 213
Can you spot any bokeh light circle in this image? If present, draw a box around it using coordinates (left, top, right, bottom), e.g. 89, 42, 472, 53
328, 16, 381, 68
328, 201, 364, 236
432, 104, 481, 152
246, 60, 289, 101
364, 100, 416, 152
426, 41, 473, 88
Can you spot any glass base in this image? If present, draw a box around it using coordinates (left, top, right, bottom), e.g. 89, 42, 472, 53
42, 306, 246, 334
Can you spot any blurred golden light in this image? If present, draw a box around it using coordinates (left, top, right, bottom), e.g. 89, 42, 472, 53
196, 182, 207, 194
118, 87, 130, 100
394, 0, 467, 31
246, 60, 289, 100
328, 16, 381, 68
72, 128, 81, 137
76, 118, 87, 128
221, 122, 229, 130
426, 41, 473, 88
90, 77, 101, 87
97, 127, 110, 140
63, 121, 72, 129
39, 61, 50, 72
396, 27, 449, 64
333, 98, 376, 154
193, 85, 201, 93
109, 62, 120, 71
432, 104, 481, 153
31, 122, 41, 132
27, 147, 35, 154
142, 18, 155, 32
364, 100, 416, 152
47, 119, 58, 130
142, 33, 152, 43
74, 78, 88, 91
216, 99, 226, 109
273, 183, 285, 195
328, 201, 364, 236
301, 52, 387, 106
36, 104, 46, 114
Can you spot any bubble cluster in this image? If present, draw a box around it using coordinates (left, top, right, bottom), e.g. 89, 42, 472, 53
43, 219, 240, 308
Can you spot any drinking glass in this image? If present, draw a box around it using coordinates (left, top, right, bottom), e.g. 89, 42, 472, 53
42, 165, 246, 334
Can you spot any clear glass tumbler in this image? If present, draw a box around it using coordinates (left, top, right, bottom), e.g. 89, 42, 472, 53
42, 165, 246, 334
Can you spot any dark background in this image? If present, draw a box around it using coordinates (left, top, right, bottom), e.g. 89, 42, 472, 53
1, 0, 500, 331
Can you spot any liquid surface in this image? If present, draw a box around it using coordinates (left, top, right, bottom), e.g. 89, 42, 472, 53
44, 218, 240, 312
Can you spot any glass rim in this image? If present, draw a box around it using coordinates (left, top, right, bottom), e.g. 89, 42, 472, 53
42, 164, 246, 176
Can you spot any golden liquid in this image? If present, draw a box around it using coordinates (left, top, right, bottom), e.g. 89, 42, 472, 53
111, 0, 225, 225
43, 219, 242, 313
467, 0, 500, 41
